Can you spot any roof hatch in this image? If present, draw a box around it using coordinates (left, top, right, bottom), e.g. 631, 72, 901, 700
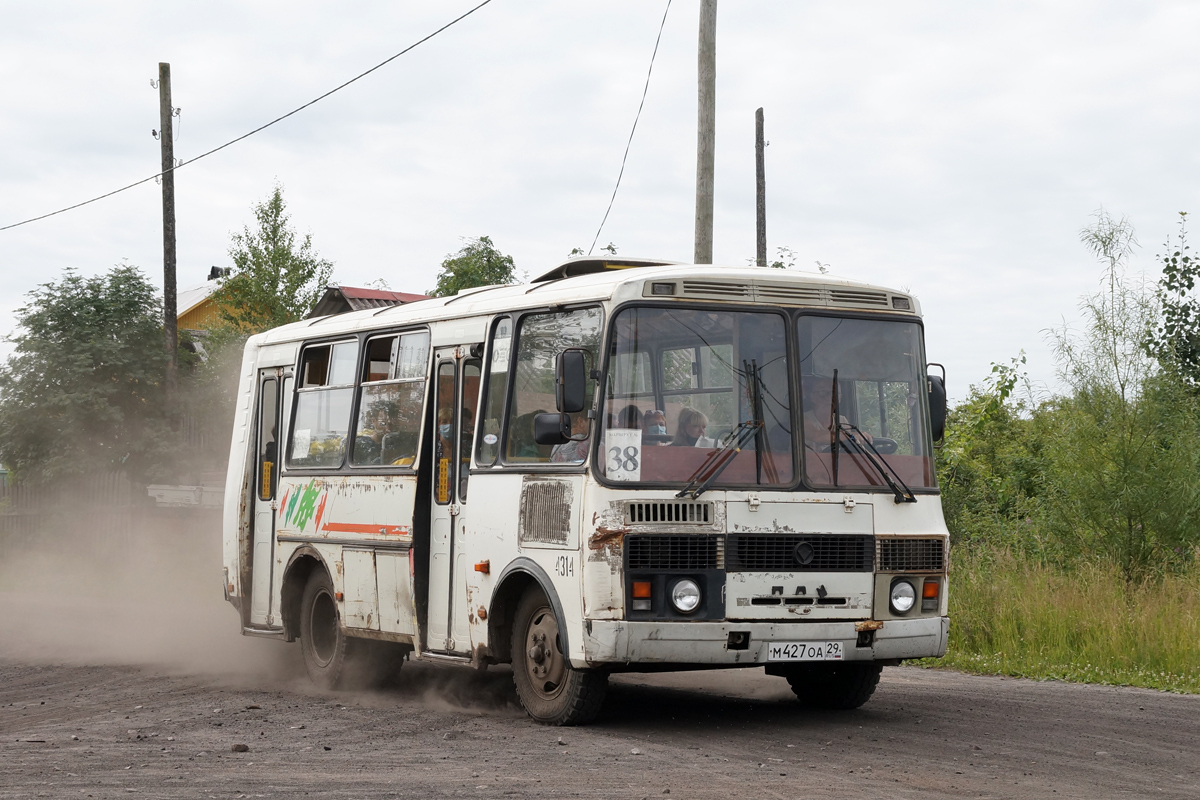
530, 256, 682, 283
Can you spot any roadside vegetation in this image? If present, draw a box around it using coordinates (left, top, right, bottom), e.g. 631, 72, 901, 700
926, 211, 1200, 693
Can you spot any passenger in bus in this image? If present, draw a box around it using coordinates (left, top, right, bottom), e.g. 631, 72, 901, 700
643, 409, 667, 435
550, 413, 591, 463
672, 408, 716, 448
641, 409, 669, 446
436, 407, 454, 461
609, 403, 641, 430
511, 410, 550, 459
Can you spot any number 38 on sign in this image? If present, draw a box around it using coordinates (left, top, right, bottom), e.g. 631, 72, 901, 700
605, 429, 641, 481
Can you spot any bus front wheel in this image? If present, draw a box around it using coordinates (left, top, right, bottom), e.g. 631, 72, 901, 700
783, 662, 882, 710
510, 588, 607, 726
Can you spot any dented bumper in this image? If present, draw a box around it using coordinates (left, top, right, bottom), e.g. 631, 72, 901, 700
580, 616, 948, 667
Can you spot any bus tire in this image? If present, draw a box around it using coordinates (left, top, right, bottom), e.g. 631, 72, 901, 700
299, 568, 352, 690
510, 588, 606, 726
783, 663, 882, 710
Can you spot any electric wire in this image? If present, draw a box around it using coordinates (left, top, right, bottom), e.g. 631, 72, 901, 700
0, 0, 495, 234
587, 0, 671, 256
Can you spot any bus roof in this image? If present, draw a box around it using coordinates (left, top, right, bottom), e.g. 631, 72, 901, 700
254, 261, 921, 346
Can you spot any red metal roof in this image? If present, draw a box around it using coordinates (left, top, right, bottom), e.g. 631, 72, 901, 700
337, 286, 429, 304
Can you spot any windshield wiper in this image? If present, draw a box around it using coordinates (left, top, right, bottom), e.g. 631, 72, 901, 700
837, 422, 917, 504
675, 419, 763, 499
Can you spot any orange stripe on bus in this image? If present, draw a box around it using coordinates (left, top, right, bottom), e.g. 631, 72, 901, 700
320, 522, 410, 536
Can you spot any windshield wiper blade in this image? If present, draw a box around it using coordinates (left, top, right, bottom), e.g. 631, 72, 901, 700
675, 419, 762, 499
837, 422, 917, 503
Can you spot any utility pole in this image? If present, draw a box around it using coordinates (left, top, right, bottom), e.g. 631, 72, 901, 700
158, 62, 178, 411
694, 0, 717, 265
755, 107, 766, 267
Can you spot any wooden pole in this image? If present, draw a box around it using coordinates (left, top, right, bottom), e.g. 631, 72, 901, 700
158, 62, 178, 410
694, 0, 717, 265
755, 107, 766, 267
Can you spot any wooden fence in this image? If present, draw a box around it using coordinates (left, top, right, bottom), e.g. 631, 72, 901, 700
0, 471, 221, 561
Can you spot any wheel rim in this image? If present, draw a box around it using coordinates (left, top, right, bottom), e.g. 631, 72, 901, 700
309, 588, 338, 667
523, 605, 566, 700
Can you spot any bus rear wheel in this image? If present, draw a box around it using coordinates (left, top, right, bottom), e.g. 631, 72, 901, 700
783, 662, 882, 710
299, 569, 403, 689
300, 569, 351, 689
510, 588, 607, 726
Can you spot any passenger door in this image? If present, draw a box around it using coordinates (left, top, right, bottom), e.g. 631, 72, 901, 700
425, 347, 481, 654
250, 369, 282, 627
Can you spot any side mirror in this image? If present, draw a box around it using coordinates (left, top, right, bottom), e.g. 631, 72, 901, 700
927, 364, 947, 442
533, 412, 571, 446
556, 349, 588, 414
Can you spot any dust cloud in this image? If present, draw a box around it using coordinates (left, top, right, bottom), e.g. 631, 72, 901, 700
0, 511, 299, 683
0, 502, 528, 716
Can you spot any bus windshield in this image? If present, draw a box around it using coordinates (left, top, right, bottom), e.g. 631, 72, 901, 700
798, 315, 936, 490
598, 306, 794, 487
597, 307, 936, 493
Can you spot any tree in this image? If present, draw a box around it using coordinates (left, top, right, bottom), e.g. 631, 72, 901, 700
211, 184, 334, 332
1046, 211, 1200, 580
429, 236, 517, 298
1150, 212, 1200, 386
569, 243, 617, 257
0, 265, 172, 484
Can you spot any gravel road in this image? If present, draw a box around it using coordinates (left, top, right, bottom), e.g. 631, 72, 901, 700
2, 657, 1197, 800
2, 533, 1196, 799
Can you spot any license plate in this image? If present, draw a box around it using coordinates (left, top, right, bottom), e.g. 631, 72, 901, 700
767, 641, 844, 661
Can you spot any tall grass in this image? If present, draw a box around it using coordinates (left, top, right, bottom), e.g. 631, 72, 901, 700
924, 547, 1200, 693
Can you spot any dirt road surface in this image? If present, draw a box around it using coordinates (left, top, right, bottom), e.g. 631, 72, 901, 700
2, 658, 1197, 800
1, 532, 1196, 798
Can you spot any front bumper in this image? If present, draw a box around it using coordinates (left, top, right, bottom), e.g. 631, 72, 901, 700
579, 616, 948, 668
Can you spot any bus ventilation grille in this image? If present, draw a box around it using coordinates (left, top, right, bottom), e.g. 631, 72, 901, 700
625, 501, 713, 525
828, 288, 889, 306
626, 535, 724, 570
725, 534, 874, 572
517, 478, 573, 545
680, 280, 751, 299
877, 538, 946, 572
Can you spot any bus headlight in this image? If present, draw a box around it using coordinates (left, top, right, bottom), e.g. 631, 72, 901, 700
889, 579, 916, 614
671, 579, 702, 613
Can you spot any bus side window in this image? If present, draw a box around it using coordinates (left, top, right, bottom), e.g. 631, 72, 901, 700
504, 307, 602, 464
350, 330, 429, 468
288, 340, 358, 469
476, 317, 511, 467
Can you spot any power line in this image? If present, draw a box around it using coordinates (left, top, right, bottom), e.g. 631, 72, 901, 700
588, 0, 672, 256
0, 0, 496, 234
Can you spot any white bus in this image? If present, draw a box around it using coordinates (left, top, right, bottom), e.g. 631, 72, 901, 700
223, 258, 950, 725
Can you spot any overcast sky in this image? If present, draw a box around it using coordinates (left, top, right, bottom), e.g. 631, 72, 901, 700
3, 1, 1200, 399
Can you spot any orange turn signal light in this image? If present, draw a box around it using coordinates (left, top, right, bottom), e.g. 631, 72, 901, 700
922, 579, 940, 599
474, 560, 490, 575
632, 581, 652, 599
335, 592, 344, 601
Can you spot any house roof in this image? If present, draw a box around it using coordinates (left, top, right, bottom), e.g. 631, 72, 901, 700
177, 280, 220, 316
308, 285, 429, 318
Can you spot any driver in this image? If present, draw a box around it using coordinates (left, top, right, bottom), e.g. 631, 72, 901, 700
802, 376, 872, 449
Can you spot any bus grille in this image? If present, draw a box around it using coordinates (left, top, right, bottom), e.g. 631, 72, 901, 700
829, 288, 889, 306
877, 538, 946, 572
725, 534, 874, 572
626, 535, 724, 570
626, 500, 713, 525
